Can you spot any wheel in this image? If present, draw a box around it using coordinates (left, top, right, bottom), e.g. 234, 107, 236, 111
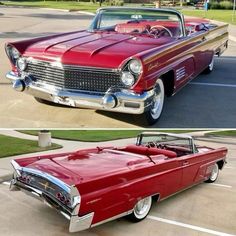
142, 79, 165, 125
203, 56, 214, 74
205, 163, 219, 183
127, 196, 152, 222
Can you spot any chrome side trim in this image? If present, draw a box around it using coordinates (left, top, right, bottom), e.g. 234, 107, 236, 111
92, 210, 133, 228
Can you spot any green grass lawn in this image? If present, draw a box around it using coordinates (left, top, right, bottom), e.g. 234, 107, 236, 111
19, 130, 202, 142
0, 134, 62, 158
1, 1, 236, 25
2, 1, 99, 13
206, 130, 236, 137
182, 9, 236, 25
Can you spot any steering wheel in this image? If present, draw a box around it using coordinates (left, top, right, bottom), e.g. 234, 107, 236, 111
149, 25, 173, 38
146, 142, 156, 148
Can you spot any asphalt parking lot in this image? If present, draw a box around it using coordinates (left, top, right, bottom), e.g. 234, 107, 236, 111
0, 7, 236, 128
0, 137, 235, 236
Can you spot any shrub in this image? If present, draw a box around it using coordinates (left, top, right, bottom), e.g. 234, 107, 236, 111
209, 0, 233, 9
110, 0, 124, 5
220, 1, 233, 9
209, 2, 221, 9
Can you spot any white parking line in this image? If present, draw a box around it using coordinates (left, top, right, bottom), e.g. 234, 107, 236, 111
190, 82, 236, 88
147, 215, 235, 236
211, 183, 232, 188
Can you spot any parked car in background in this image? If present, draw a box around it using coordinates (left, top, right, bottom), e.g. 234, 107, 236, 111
10, 132, 227, 232
5, 7, 228, 125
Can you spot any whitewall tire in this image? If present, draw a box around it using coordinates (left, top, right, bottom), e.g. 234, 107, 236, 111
143, 79, 165, 125
203, 56, 214, 74
128, 196, 152, 222
205, 163, 219, 183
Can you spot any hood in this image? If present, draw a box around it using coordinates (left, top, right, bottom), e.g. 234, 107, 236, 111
26, 148, 152, 185
24, 31, 175, 68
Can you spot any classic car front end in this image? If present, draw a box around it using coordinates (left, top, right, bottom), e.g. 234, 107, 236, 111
5, 7, 229, 125
6, 55, 156, 115
9, 132, 228, 233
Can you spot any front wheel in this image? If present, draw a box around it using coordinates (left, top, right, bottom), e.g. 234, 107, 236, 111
142, 79, 165, 125
127, 196, 152, 222
205, 163, 219, 183
203, 56, 214, 74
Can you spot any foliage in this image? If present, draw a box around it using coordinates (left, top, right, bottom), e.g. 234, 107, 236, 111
18, 130, 198, 142
209, 1, 233, 9
0, 135, 61, 158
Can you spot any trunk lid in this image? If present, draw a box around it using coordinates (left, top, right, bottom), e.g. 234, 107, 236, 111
26, 148, 152, 185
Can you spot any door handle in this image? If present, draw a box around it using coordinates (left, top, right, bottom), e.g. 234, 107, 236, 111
183, 161, 189, 166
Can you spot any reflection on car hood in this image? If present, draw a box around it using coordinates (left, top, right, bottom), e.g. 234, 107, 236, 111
24, 30, 175, 68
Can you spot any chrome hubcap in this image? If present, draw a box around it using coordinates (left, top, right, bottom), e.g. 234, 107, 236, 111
209, 57, 214, 71
134, 197, 152, 219
210, 164, 218, 181
150, 80, 164, 120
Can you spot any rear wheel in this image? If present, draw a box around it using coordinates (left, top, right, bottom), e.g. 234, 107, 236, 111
128, 196, 152, 222
205, 163, 219, 183
203, 56, 214, 74
142, 79, 165, 126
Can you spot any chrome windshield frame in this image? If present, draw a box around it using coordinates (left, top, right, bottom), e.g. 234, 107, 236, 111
89, 7, 186, 37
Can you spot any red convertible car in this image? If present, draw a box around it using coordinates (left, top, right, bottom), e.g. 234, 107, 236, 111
5, 7, 228, 125
10, 132, 227, 232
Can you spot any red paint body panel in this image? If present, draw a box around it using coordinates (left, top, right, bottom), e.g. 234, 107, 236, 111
14, 143, 227, 225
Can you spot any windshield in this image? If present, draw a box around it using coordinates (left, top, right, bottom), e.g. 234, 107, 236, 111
90, 8, 184, 38
138, 134, 193, 151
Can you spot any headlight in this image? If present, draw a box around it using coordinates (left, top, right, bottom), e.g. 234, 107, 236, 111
16, 57, 27, 71
5, 45, 21, 64
11, 47, 21, 60
121, 72, 135, 87
129, 59, 142, 74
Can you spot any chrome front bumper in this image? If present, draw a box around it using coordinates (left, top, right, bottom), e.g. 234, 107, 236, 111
6, 71, 155, 114
10, 160, 94, 233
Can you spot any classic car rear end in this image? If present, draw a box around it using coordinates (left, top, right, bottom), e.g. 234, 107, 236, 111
5, 7, 228, 125
9, 132, 228, 232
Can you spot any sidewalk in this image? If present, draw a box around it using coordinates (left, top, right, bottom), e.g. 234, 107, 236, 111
1, 129, 235, 182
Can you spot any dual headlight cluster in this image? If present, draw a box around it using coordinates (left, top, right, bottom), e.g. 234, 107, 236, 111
6, 45, 27, 71
121, 59, 142, 87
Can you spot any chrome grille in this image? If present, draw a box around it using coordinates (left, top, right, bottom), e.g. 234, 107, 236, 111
26, 60, 122, 92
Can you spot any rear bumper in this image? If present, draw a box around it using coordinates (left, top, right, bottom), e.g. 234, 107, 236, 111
6, 71, 155, 114
10, 160, 94, 233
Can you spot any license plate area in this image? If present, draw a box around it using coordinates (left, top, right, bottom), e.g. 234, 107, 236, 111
52, 96, 75, 107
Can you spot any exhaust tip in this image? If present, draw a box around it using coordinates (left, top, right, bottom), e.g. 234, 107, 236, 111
13, 79, 25, 92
